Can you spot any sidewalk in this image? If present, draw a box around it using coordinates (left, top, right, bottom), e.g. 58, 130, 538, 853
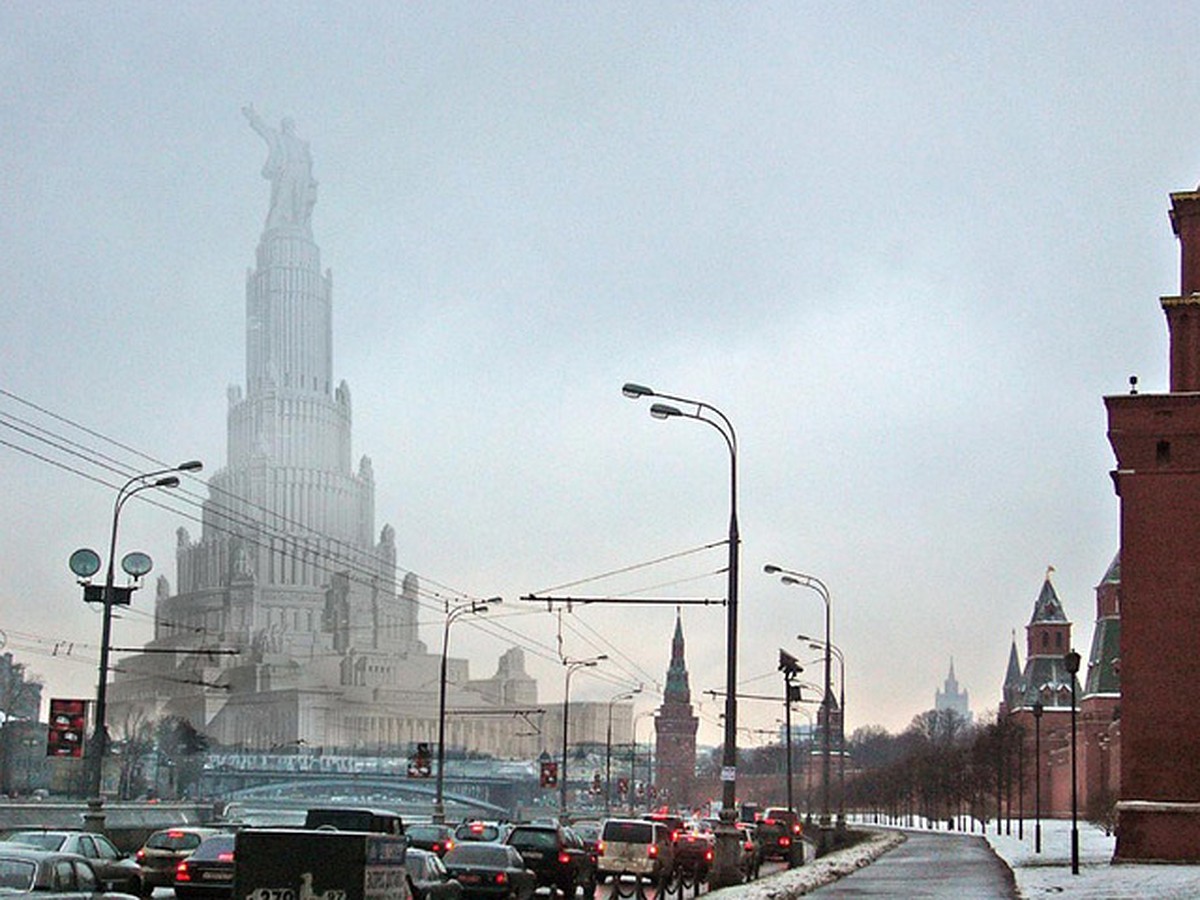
710, 818, 1200, 898
986, 818, 1200, 899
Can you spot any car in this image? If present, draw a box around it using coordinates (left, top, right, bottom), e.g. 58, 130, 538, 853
406, 824, 457, 857
304, 807, 405, 835
404, 848, 463, 900
135, 827, 225, 892
503, 823, 595, 898
441, 843, 535, 900
595, 818, 673, 884
734, 822, 762, 880
452, 821, 508, 844
755, 807, 803, 863
0, 845, 141, 899
568, 820, 601, 868
642, 813, 686, 844
172, 834, 235, 900
2, 832, 143, 895
671, 828, 714, 881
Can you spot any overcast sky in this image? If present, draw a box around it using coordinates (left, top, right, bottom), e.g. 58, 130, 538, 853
3, 3, 1198, 748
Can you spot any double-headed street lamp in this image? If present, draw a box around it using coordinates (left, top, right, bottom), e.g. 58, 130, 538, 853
606, 686, 641, 816
434, 596, 502, 823
70, 460, 203, 826
622, 381, 742, 888
561, 655, 606, 821
766, 566, 833, 830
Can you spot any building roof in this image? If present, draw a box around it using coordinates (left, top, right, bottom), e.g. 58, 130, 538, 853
1029, 576, 1068, 624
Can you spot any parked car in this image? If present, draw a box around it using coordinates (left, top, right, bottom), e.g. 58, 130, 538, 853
755, 807, 803, 862
172, 833, 235, 899
406, 824, 457, 857
504, 823, 595, 897
0, 845, 141, 899
441, 843, 535, 900
404, 848, 462, 900
135, 827, 224, 892
2, 831, 143, 895
595, 818, 673, 884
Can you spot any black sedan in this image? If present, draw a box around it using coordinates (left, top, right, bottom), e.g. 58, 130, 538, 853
406, 824, 457, 858
0, 845, 141, 899
2, 831, 143, 895
173, 834, 235, 899
441, 844, 535, 900
404, 848, 462, 900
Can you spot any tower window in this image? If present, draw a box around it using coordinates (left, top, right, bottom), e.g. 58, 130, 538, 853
1056, 632, 1063, 649
1042, 632, 1048, 649
1158, 440, 1171, 465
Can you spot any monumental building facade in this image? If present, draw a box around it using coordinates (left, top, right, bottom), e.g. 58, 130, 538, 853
104, 111, 620, 761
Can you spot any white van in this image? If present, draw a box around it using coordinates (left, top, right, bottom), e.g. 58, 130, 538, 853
596, 818, 674, 882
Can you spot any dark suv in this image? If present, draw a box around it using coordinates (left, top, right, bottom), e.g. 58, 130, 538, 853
504, 823, 595, 897
756, 807, 803, 864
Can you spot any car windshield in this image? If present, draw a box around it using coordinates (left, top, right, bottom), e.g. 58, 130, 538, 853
507, 829, 556, 850
455, 822, 501, 842
4, 834, 63, 851
188, 836, 235, 861
407, 825, 449, 842
0, 858, 36, 891
145, 831, 204, 851
445, 844, 509, 867
603, 821, 653, 843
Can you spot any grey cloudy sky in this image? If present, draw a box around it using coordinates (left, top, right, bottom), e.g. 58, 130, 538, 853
3, 3, 1197, 746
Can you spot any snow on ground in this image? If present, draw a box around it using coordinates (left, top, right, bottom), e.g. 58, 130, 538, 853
707, 817, 1200, 898
986, 818, 1200, 899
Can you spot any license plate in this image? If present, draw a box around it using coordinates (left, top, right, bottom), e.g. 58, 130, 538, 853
459, 874, 480, 884
202, 872, 232, 881
522, 851, 543, 860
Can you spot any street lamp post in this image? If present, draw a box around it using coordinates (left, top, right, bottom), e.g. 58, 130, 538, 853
1064, 650, 1081, 875
767, 566, 833, 835
606, 687, 641, 816
1032, 699, 1043, 853
561, 655, 606, 821
802, 635, 846, 829
779, 650, 802, 816
434, 596, 501, 823
76, 460, 202, 831
623, 382, 741, 887
629, 709, 656, 815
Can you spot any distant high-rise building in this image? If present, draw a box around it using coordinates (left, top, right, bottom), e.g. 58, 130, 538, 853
654, 610, 698, 810
934, 659, 971, 724
107, 111, 543, 757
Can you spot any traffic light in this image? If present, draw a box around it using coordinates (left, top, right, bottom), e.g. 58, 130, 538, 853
778, 649, 802, 676
47, 698, 87, 758
540, 760, 558, 788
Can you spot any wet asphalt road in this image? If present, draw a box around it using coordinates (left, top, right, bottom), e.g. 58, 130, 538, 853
807, 832, 1018, 898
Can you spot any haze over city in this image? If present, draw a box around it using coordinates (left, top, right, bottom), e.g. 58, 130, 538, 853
4, 4, 1199, 747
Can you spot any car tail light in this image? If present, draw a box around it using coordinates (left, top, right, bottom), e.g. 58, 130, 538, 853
135, 850, 146, 863
558, 851, 570, 865
493, 873, 508, 885
175, 861, 191, 883
647, 844, 659, 858
778, 836, 791, 848
792, 822, 802, 834
597, 841, 606, 856
217, 851, 235, 863
167, 831, 186, 839
743, 841, 754, 851
704, 849, 714, 862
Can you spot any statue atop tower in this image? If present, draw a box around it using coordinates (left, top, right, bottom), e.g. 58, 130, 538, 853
242, 104, 318, 235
